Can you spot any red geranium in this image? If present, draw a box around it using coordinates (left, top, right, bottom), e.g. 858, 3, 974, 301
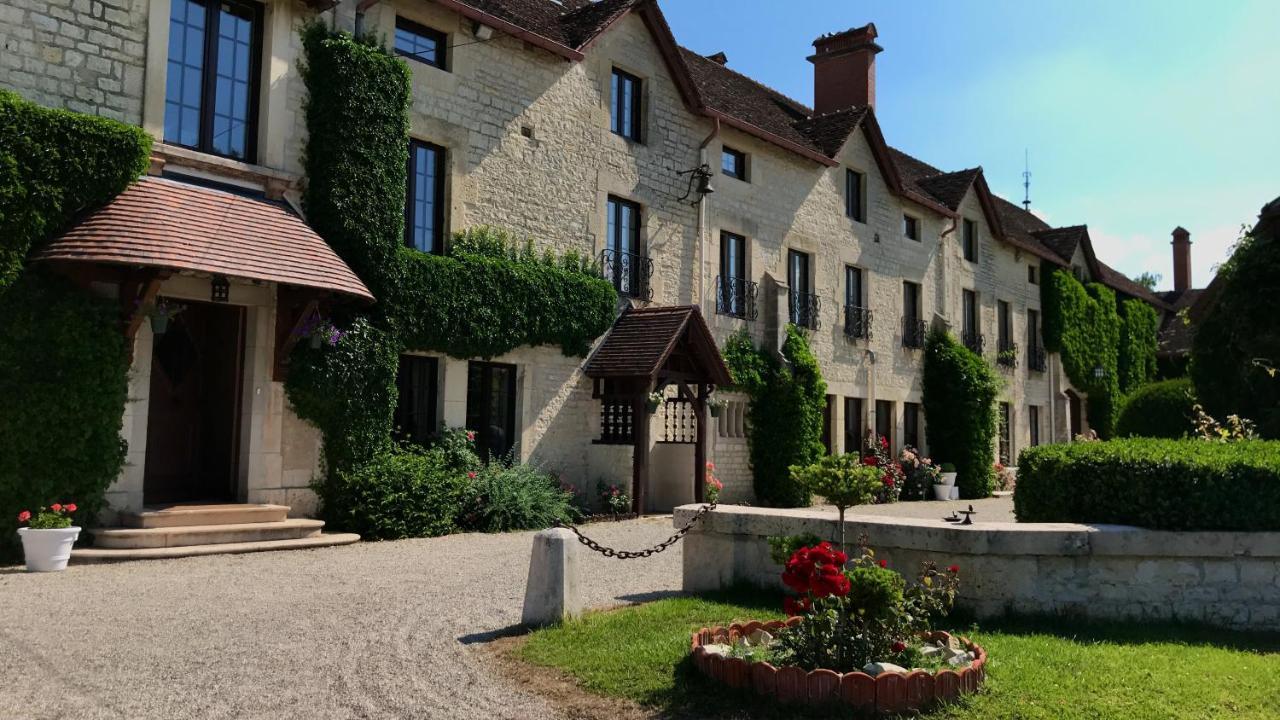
892, 640, 907, 653
65, 504, 77, 513
50, 503, 62, 513
878, 558, 888, 568
783, 595, 812, 616
948, 564, 960, 574
861, 455, 878, 467
17, 510, 31, 523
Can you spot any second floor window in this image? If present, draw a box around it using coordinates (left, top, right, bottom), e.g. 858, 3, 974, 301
394, 17, 447, 69
902, 280, 924, 348
165, 0, 263, 161
722, 147, 746, 180
717, 231, 752, 318
610, 68, 642, 141
788, 249, 817, 328
605, 196, 648, 298
962, 218, 978, 262
998, 300, 1013, 350
903, 214, 920, 241
962, 289, 982, 353
845, 169, 865, 222
845, 265, 869, 339
406, 140, 446, 253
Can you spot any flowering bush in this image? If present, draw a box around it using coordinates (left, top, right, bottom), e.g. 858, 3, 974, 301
17, 503, 77, 530
994, 462, 1016, 491
861, 432, 903, 504
774, 540, 960, 673
898, 447, 941, 501
597, 482, 631, 515
704, 462, 723, 503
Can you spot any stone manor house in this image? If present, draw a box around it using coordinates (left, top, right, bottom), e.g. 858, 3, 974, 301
2, 0, 1180, 516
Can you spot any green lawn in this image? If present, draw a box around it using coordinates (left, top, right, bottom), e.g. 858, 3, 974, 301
517, 588, 1280, 719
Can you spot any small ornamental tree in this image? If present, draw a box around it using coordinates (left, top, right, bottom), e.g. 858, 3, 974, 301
790, 455, 880, 548
922, 327, 1000, 498
724, 326, 827, 507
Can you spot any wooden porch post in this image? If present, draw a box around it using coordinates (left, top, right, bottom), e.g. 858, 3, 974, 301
631, 392, 648, 515
693, 383, 707, 503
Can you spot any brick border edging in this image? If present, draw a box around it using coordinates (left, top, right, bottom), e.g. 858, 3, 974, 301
690, 620, 986, 714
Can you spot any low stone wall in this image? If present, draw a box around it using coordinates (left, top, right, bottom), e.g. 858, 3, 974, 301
675, 504, 1280, 631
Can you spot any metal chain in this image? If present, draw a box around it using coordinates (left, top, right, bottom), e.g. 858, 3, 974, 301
554, 502, 717, 559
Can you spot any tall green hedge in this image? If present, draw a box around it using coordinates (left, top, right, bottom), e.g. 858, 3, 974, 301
1190, 228, 1280, 438
0, 89, 150, 288
0, 93, 149, 561
1042, 269, 1122, 437
1118, 298, 1159, 394
724, 326, 827, 507
922, 326, 1000, 498
1116, 377, 1197, 438
1015, 438, 1280, 530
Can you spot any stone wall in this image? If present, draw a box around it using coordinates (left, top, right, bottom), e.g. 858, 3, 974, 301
0, 0, 148, 123
677, 504, 1280, 631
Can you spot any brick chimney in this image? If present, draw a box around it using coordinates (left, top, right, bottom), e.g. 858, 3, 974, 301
808, 23, 882, 114
1171, 226, 1192, 292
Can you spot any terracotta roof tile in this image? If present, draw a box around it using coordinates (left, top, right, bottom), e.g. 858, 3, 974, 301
32, 177, 373, 300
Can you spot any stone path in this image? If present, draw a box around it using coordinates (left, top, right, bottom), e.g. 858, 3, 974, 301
0, 517, 681, 720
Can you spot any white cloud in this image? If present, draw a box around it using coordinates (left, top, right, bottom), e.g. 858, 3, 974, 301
1090, 223, 1244, 291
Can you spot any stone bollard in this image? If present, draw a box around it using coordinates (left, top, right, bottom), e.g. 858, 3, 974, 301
521, 527, 582, 627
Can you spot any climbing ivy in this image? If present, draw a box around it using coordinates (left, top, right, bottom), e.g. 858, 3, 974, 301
922, 326, 1000, 498
1042, 269, 1122, 437
723, 326, 827, 507
1117, 298, 1159, 394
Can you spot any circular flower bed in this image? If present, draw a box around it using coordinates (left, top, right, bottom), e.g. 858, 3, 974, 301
690, 623, 986, 714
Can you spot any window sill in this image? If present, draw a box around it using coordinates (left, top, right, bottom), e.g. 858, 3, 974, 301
152, 143, 296, 196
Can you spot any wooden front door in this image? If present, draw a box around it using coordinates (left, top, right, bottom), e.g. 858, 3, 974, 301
143, 299, 245, 505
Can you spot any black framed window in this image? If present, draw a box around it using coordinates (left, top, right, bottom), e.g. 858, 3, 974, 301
845, 169, 865, 222
844, 397, 864, 454
1029, 405, 1041, 447
605, 195, 646, 297
903, 214, 920, 241
1028, 264, 1039, 285
394, 355, 439, 446
962, 289, 978, 338
903, 281, 921, 323
610, 68, 642, 141
903, 402, 921, 450
719, 231, 747, 317
998, 300, 1012, 349
845, 266, 863, 307
998, 402, 1012, 464
788, 249, 815, 327
164, 0, 262, 161
962, 218, 978, 262
466, 361, 518, 461
406, 140, 446, 253
875, 399, 893, 450
822, 395, 835, 455
1028, 309, 1041, 352
722, 146, 746, 180
394, 17, 447, 69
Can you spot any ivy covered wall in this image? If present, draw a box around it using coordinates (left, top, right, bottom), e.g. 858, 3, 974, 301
1118, 298, 1159, 394
0, 91, 150, 560
922, 326, 1000, 498
1042, 266, 1125, 437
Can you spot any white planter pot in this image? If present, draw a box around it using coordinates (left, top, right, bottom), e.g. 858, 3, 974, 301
932, 485, 952, 501
939, 472, 957, 487
949, 486, 960, 501
17, 526, 80, 572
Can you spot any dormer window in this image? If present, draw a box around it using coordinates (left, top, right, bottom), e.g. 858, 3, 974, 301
721, 146, 747, 181
610, 68, 642, 142
845, 169, 865, 222
903, 214, 920, 241
962, 218, 978, 262
394, 18, 447, 70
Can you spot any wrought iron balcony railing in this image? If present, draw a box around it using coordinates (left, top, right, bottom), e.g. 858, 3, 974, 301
962, 330, 985, 355
1028, 345, 1048, 372
902, 317, 927, 349
788, 290, 821, 330
844, 305, 872, 340
598, 248, 653, 300
715, 275, 758, 320
997, 341, 1019, 368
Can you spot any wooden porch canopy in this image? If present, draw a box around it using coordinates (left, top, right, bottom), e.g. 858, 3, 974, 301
583, 305, 733, 514
30, 176, 373, 375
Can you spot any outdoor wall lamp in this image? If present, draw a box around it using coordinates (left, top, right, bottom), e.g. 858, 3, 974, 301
677, 164, 715, 206
1093, 365, 1107, 380
211, 274, 230, 303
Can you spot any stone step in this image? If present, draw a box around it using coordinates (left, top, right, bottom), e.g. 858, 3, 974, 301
91, 519, 325, 549
71, 533, 360, 564
120, 503, 290, 529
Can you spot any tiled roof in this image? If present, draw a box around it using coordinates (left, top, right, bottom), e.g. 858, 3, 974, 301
679, 46, 816, 151
32, 177, 373, 300
1095, 260, 1169, 308
792, 106, 870, 158
584, 305, 732, 385
1032, 225, 1087, 262
449, 0, 639, 52
915, 168, 981, 211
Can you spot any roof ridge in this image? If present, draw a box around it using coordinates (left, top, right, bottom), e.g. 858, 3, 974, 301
677, 45, 813, 117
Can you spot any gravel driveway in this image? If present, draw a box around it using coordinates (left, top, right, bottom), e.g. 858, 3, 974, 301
1, 517, 681, 720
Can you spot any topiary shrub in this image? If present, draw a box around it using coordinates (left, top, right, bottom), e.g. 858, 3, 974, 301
321, 444, 474, 540
0, 89, 151, 288
1015, 438, 1280, 530
459, 462, 578, 533
922, 326, 999, 498
1190, 227, 1280, 438
1116, 378, 1197, 438
0, 271, 130, 560
724, 326, 827, 507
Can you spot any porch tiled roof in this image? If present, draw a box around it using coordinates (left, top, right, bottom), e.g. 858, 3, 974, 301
32, 177, 373, 300
584, 305, 732, 385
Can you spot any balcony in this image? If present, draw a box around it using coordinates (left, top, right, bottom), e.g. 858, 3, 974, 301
997, 341, 1019, 369
902, 317, 927, 349
788, 290, 821, 330
715, 275, 758, 320
962, 330, 985, 355
1028, 345, 1048, 372
599, 248, 653, 300
844, 305, 872, 340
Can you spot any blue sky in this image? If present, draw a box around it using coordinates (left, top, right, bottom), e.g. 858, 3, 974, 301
662, 0, 1280, 291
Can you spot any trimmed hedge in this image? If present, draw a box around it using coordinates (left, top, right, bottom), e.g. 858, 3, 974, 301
922, 326, 999, 498
0, 89, 151, 288
1014, 439, 1280, 530
323, 445, 474, 540
724, 326, 827, 507
1116, 378, 1197, 438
